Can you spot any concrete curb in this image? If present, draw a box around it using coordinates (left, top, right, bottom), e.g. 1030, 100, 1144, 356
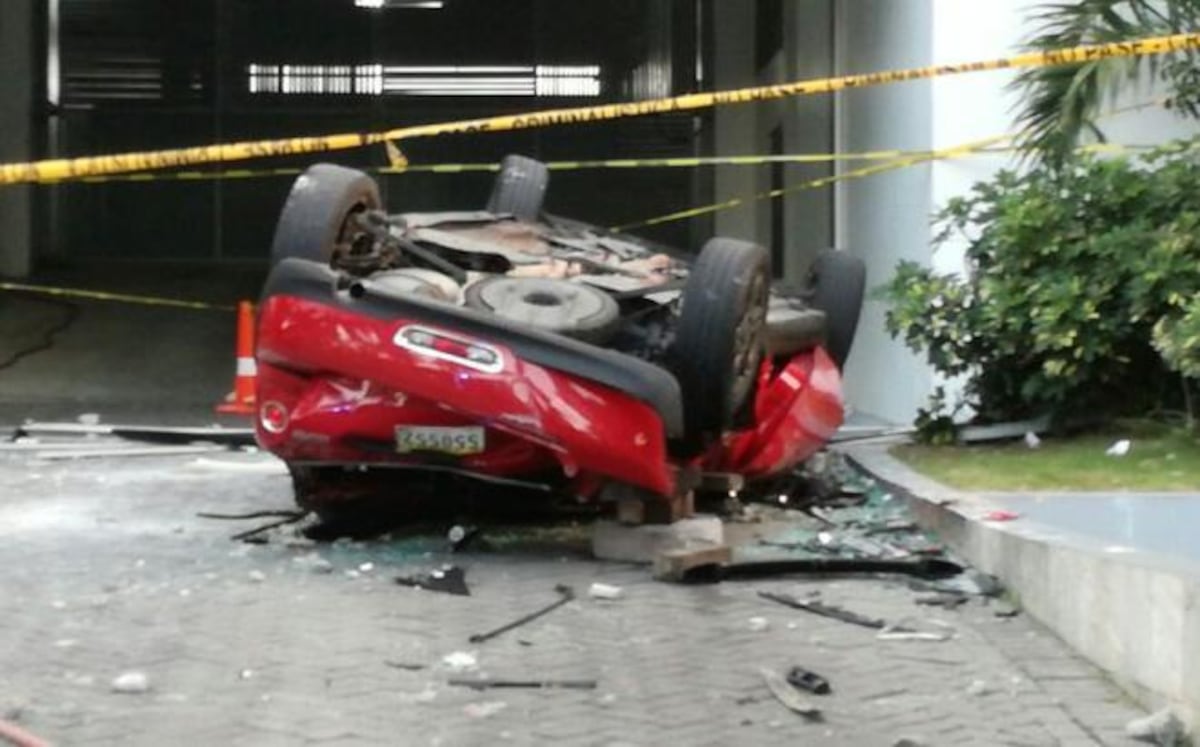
841, 442, 1200, 730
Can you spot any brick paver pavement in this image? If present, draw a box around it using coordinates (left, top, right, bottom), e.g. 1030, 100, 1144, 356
0, 453, 1146, 746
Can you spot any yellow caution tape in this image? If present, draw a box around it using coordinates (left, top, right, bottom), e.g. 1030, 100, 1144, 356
0, 281, 234, 311
57, 150, 993, 184
2, 33, 1197, 185
612, 135, 1013, 232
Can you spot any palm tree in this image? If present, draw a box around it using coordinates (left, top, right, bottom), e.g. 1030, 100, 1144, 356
1012, 0, 1200, 165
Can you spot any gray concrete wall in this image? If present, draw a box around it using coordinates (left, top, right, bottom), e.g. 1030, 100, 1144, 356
0, 0, 35, 278
780, 0, 835, 283
710, 0, 835, 281
834, 0, 935, 424
711, 1, 758, 243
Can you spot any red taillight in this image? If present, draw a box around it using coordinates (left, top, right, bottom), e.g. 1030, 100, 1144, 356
260, 400, 290, 434
394, 324, 503, 373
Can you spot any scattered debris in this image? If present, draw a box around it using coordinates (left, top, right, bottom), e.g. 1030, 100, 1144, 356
292, 553, 334, 574
1106, 439, 1132, 457
469, 585, 574, 644
358, 562, 375, 573
396, 685, 439, 704
230, 512, 310, 543
673, 557, 962, 584
247, 570, 266, 583
877, 617, 954, 642
758, 591, 886, 629
747, 616, 771, 632
759, 667, 822, 718
198, 508, 313, 543
441, 651, 479, 672
785, 667, 831, 695
862, 520, 918, 536
957, 415, 1051, 444
914, 593, 968, 609
111, 671, 150, 694
965, 679, 992, 697
395, 565, 470, 596
239, 669, 254, 680
186, 457, 288, 475
1125, 707, 1189, 746
448, 525, 486, 552
448, 678, 597, 691
916, 569, 1005, 598
587, 582, 623, 600
992, 603, 1021, 618
15, 421, 255, 447
983, 510, 1020, 522
463, 701, 508, 718
34, 444, 226, 460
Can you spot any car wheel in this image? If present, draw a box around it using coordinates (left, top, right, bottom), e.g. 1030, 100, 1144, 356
806, 250, 866, 370
464, 276, 620, 344
270, 163, 381, 267
486, 154, 549, 222
672, 238, 771, 445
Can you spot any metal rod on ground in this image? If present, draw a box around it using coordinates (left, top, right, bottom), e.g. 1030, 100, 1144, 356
468, 584, 575, 644
758, 591, 888, 629
198, 510, 307, 520
447, 678, 597, 690
229, 512, 310, 542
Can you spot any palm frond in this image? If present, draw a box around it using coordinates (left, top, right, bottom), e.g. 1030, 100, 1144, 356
1011, 0, 1200, 167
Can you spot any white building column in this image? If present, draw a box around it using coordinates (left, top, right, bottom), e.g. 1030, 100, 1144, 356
834, 0, 935, 424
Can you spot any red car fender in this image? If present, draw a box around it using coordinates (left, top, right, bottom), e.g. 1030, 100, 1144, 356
714, 347, 844, 477
255, 295, 676, 496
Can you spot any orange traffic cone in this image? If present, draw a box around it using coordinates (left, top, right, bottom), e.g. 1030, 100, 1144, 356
216, 301, 257, 416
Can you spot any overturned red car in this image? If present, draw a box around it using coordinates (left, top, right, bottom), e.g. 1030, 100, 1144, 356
254, 156, 865, 522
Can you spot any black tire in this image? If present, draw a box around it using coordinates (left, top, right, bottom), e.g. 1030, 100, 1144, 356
486, 155, 549, 222
672, 238, 771, 444
806, 250, 866, 370
463, 276, 620, 344
270, 164, 381, 267
764, 299, 828, 357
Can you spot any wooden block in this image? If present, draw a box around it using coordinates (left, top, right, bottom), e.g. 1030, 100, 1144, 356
653, 543, 732, 582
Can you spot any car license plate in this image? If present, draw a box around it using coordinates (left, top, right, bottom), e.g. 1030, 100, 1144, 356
395, 426, 485, 456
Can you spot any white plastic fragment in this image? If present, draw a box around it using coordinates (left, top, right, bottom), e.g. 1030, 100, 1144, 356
111, 671, 150, 693
464, 701, 507, 718
292, 553, 334, 574
1125, 707, 1189, 745
877, 617, 955, 642
588, 582, 623, 600
441, 651, 478, 672
965, 679, 991, 697
1106, 439, 1132, 457
247, 570, 266, 583
1023, 431, 1041, 449
358, 562, 375, 573
747, 616, 770, 632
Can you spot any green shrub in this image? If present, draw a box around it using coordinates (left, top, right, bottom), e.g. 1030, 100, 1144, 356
1154, 293, 1200, 380
880, 139, 1200, 426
